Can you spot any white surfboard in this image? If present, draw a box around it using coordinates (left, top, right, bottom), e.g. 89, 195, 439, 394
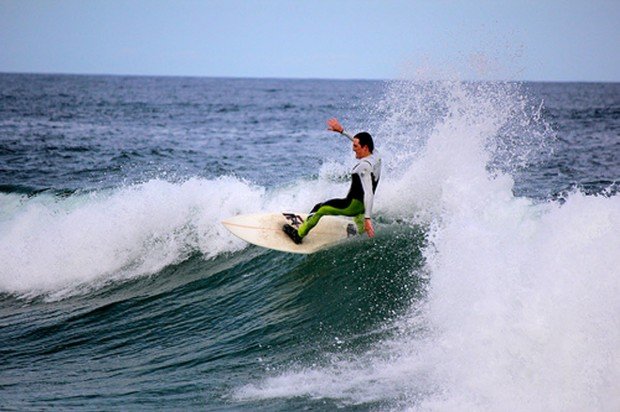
222, 212, 359, 254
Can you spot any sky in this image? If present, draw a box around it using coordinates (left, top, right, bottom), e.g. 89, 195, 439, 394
1, 0, 619, 82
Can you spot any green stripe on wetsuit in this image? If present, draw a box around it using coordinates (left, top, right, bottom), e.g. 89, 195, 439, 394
298, 199, 365, 237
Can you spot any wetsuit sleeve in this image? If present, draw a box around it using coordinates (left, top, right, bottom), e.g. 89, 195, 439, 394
341, 130, 355, 142
358, 161, 375, 218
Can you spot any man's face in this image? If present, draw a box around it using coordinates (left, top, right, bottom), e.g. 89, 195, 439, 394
352, 138, 370, 159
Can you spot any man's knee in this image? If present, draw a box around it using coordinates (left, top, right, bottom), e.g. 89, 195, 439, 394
310, 202, 323, 214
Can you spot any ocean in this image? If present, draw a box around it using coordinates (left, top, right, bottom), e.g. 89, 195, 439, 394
1, 73, 619, 411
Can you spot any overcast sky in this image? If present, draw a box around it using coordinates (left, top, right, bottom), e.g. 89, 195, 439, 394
1, 0, 619, 81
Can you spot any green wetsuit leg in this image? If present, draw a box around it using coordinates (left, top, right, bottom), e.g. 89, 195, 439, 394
298, 198, 365, 238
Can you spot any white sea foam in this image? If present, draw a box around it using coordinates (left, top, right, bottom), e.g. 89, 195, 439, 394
421, 190, 620, 411
0, 177, 261, 298
0, 172, 354, 299
235, 78, 620, 410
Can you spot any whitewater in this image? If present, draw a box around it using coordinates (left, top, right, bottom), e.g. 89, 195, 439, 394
231, 80, 620, 410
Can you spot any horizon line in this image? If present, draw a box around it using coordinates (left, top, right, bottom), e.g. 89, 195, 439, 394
1, 70, 618, 84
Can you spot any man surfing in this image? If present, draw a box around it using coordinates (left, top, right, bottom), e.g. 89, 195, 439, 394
283, 118, 381, 244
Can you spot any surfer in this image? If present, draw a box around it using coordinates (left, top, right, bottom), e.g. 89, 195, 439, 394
283, 118, 381, 244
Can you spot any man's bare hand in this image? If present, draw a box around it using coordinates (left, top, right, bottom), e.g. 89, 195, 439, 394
327, 118, 344, 133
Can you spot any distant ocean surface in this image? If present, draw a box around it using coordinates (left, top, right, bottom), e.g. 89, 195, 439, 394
1, 73, 619, 411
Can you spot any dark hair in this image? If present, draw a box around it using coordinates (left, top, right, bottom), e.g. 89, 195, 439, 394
354, 132, 374, 153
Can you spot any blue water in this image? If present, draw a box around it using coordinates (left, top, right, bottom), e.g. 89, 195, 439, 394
1, 74, 619, 410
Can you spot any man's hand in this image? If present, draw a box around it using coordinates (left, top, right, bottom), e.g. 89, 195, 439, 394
364, 218, 375, 238
327, 118, 344, 133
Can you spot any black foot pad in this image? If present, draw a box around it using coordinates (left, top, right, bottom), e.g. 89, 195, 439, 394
282, 224, 303, 244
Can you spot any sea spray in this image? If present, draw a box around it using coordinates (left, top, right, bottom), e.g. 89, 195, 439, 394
235, 77, 620, 410
423, 191, 620, 411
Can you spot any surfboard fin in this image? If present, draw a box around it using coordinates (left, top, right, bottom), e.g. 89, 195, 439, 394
282, 224, 303, 244
346, 223, 358, 237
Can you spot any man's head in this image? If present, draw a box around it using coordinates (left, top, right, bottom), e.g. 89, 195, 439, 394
352, 132, 374, 159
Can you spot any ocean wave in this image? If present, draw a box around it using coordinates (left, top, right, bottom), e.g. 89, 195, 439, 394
2, 75, 619, 410
0, 167, 408, 300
